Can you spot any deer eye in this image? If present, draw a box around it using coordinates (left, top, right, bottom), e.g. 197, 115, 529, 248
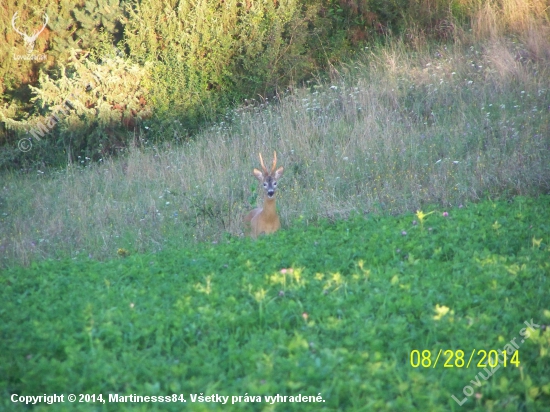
273, 182, 277, 186
263, 182, 268, 187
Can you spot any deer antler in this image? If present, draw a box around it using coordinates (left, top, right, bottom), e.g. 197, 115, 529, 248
11, 12, 26, 37
35, 13, 49, 38
271, 151, 277, 173
259, 153, 268, 174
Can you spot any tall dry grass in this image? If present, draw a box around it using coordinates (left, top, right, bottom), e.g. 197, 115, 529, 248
472, 0, 549, 38
1, 7, 549, 267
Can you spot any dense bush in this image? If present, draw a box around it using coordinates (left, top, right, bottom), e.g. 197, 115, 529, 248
1, 50, 150, 165
1, 0, 549, 169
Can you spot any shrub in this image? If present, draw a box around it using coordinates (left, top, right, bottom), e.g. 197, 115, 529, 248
1, 0, 549, 170
0, 50, 151, 166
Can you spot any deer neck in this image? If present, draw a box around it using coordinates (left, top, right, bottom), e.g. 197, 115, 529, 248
262, 195, 277, 217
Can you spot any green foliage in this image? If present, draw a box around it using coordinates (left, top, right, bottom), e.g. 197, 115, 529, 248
0, 0, 462, 163
1, 197, 549, 411
123, 0, 323, 132
72, 0, 123, 48
2, 0, 550, 169
0, 50, 150, 165
0, 0, 129, 161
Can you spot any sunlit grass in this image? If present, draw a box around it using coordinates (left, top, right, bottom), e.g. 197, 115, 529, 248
1, 29, 549, 268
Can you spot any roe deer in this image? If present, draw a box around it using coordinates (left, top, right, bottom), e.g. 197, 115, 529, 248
244, 151, 284, 238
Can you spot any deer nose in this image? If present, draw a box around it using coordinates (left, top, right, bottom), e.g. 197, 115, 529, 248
267, 189, 275, 197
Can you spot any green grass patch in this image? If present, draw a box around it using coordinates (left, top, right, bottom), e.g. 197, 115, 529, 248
2, 196, 549, 411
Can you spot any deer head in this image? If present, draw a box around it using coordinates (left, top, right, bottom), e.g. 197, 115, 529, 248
253, 151, 284, 199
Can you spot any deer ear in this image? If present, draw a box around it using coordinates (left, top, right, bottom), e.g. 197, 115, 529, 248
274, 166, 284, 179
253, 168, 264, 181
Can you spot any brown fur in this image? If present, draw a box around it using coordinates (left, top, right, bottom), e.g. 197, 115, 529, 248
244, 152, 284, 238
